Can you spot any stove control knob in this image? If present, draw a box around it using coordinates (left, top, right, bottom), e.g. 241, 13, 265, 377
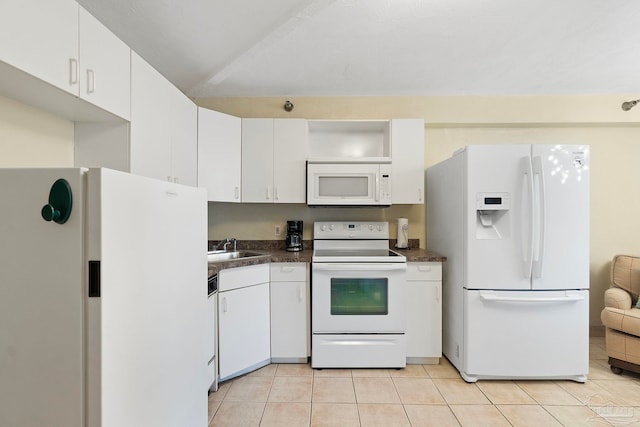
321, 224, 326, 231
329, 224, 334, 231
368, 224, 374, 230
378, 224, 384, 231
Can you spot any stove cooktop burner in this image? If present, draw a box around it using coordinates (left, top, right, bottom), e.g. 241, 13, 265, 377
312, 248, 406, 263
312, 221, 407, 263
314, 249, 402, 258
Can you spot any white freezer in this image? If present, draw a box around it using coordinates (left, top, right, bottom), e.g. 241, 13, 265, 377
426, 144, 590, 382
0, 168, 209, 427
463, 289, 589, 382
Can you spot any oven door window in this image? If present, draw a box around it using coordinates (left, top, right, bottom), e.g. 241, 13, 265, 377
330, 278, 388, 315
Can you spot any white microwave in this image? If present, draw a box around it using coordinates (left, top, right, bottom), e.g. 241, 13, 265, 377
306, 162, 392, 206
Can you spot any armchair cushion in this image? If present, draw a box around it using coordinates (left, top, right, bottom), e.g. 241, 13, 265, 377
611, 255, 640, 301
604, 287, 632, 310
601, 306, 640, 338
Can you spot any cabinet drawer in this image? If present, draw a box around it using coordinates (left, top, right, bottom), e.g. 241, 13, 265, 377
270, 262, 307, 282
406, 262, 442, 281
219, 264, 270, 292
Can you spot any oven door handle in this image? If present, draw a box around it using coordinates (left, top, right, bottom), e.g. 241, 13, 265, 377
313, 263, 406, 271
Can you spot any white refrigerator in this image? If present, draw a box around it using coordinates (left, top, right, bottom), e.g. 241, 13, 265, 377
426, 144, 589, 383
0, 168, 209, 426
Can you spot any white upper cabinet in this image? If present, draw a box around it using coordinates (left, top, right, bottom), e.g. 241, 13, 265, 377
242, 119, 274, 202
78, 6, 130, 120
0, 0, 130, 120
168, 83, 198, 186
130, 52, 172, 181
391, 119, 425, 204
129, 52, 197, 185
242, 118, 307, 203
273, 119, 308, 203
198, 108, 242, 202
0, 0, 78, 96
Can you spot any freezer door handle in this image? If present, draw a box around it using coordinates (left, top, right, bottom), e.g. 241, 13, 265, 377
520, 157, 534, 278
479, 292, 584, 303
532, 156, 546, 278
88, 261, 101, 297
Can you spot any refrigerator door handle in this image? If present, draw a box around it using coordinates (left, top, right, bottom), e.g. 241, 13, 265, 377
532, 156, 546, 278
479, 292, 585, 303
520, 157, 534, 278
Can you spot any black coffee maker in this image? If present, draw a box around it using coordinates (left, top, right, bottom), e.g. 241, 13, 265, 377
285, 220, 303, 252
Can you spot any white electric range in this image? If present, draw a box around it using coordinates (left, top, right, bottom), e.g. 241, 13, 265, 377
311, 221, 407, 368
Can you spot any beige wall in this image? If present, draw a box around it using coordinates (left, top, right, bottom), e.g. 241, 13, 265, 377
196, 95, 640, 327
1, 91, 638, 327
0, 95, 74, 167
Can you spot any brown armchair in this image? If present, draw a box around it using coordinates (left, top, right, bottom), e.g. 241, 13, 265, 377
600, 255, 640, 374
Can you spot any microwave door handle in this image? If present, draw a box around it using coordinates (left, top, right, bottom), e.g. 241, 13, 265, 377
375, 174, 380, 202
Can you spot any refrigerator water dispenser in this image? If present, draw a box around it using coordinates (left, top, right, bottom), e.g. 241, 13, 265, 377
476, 193, 510, 239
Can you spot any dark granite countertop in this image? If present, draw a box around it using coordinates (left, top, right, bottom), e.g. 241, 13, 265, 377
207, 245, 445, 277
207, 249, 313, 277
391, 248, 447, 263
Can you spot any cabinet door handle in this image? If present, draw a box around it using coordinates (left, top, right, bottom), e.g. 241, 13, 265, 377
435, 285, 440, 303
222, 297, 228, 313
69, 58, 78, 84
266, 187, 270, 200
234, 186, 239, 199
167, 176, 172, 182
417, 265, 432, 272
274, 187, 279, 201
173, 177, 179, 184
86, 69, 96, 93
418, 187, 423, 202
296, 285, 303, 303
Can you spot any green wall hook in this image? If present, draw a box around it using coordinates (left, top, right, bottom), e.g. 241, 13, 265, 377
41, 178, 72, 224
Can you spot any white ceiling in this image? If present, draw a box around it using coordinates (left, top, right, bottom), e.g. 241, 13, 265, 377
77, 0, 640, 98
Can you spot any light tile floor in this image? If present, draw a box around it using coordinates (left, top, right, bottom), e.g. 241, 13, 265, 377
208, 337, 640, 426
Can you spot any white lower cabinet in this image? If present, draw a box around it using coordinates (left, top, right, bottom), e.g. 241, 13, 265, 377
218, 264, 270, 381
406, 262, 442, 364
270, 263, 309, 362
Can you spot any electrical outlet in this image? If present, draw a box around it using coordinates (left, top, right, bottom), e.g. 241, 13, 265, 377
275, 224, 281, 236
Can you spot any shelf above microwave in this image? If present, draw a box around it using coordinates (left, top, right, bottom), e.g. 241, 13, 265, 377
308, 120, 390, 159
307, 157, 392, 164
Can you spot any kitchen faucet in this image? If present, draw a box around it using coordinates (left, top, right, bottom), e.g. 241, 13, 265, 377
213, 237, 237, 252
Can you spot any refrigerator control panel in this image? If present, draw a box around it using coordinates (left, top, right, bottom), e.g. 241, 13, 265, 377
476, 193, 510, 210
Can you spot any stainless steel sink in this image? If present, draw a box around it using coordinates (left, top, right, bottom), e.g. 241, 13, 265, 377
207, 250, 265, 263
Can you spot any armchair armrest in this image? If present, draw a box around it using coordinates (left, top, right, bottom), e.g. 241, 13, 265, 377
604, 287, 633, 310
